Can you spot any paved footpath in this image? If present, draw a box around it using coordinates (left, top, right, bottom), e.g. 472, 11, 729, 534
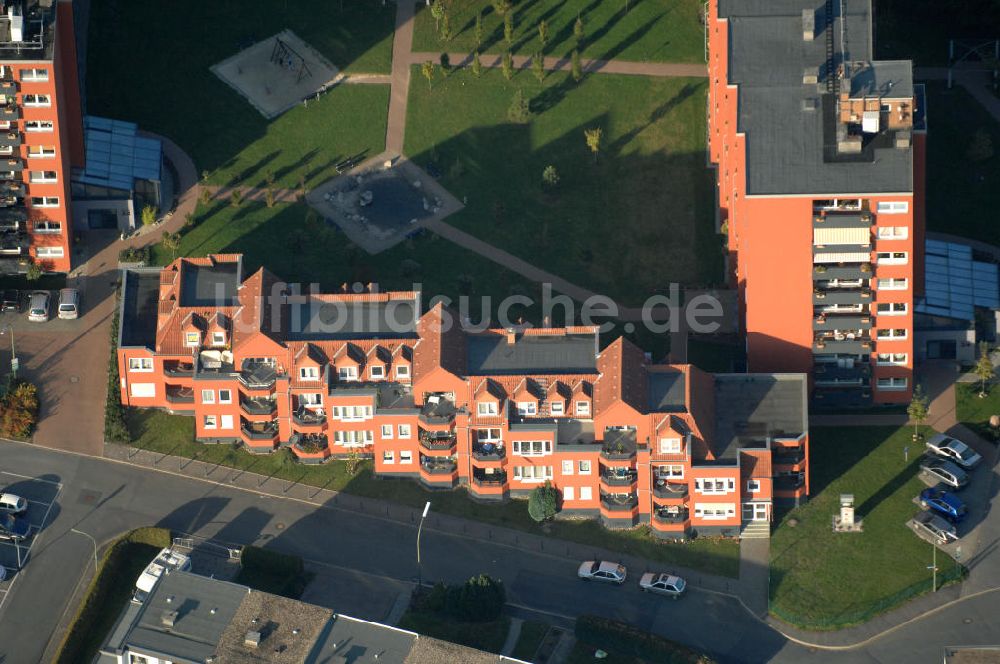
386, 0, 416, 154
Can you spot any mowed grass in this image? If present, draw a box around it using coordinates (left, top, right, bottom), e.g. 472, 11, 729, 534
956, 382, 1000, 442
511, 620, 549, 661
399, 611, 510, 654
405, 67, 720, 304
412, 0, 706, 63
125, 409, 739, 577
770, 426, 963, 629
925, 82, 1000, 246
87, 0, 394, 182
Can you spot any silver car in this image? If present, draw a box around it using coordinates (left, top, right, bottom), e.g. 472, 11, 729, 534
912, 511, 958, 544
639, 572, 687, 598
577, 560, 627, 584
925, 434, 982, 469
27, 291, 49, 322
57, 288, 79, 320
920, 460, 970, 490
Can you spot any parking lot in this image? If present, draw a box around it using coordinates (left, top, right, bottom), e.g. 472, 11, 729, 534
0, 471, 61, 611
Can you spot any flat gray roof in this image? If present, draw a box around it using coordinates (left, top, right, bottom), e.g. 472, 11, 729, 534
466, 333, 596, 375
306, 614, 417, 663
719, 1, 914, 195
181, 261, 240, 307
712, 374, 808, 459
647, 371, 686, 412
120, 269, 161, 348
285, 299, 418, 340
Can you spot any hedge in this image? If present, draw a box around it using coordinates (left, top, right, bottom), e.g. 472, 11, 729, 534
104, 291, 130, 444
575, 614, 714, 664
54, 527, 172, 664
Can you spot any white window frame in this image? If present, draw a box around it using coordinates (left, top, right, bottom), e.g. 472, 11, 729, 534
875, 251, 908, 265
517, 401, 537, 416
381, 424, 393, 439
513, 465, 553, 482
563, 486, 574, 501
334, 430, 374, 447
694, 503, 736, 520
184, 331, 199, 347
26, 145, 55, 159
30, 196, 59, 208
218, 389, 232, 404
578, 460, 592, 474
33, 221, 60, 235
476, 428, 502, 443
658, 437, 681, 454
395, 364, 410, 378
35, 246, 63, 258
21, 93, 51, 107
400, 450, 413, 464
876, 201, 909, 214
28, 170, 57, 183
129, 383, 155, 398
398, 424, 412, 439
220, 414, 234, 430
299, 392, 322, 406
211, 331, 226, 346
337, 366, 357, 381
477, 401, 499, 416
656, 464, 684, 479
876, 353, 908, 366
299, 366, 320, 380
201, 389, 215, 404
695, 477, 736, 495
876, 328, 908, 340
747, 479, 761, 493
575, 400, 590, 416
561, 460, 573, 475
876, 277, 908, 291
23, 120, 53, 133
383, 450, 395, 464
876, 302, 908, 316
370, 365, 385, 379
579, 486, 593, 501
876, 377, 908, 391
512, 440, 552, 457
549, 401, 564, 415
203, 415, 217, 430
128, 357, 153, 372
876, 226, 909, 240
19, 68, 48, 82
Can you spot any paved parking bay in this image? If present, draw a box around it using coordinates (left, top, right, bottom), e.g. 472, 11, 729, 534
913, 451, 996, 561
0, 471, 62, 612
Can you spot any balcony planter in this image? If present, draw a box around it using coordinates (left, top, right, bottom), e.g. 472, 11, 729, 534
814, 291, 826, 299
814, 265, 827, 274
861, 290, 871, 299
860, 263, 872, 273
815, 340, 826, 349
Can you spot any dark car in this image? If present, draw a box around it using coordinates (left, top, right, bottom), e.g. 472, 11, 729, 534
920, 486, 968, 523
0, 513, 29, 542
1, 289, 18, 312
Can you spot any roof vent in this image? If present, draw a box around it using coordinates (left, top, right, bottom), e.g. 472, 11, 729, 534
245, 630, 262, 648
161, 610, 179, 628
895, 130, 911, 149
802, 98, 819, 112
506, 328, 517, 345
802, 9, 815, 41
803, 67, 819, 85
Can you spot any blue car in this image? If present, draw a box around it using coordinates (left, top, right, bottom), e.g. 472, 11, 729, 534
0, 513, 29, 542
920, 486, 967, 523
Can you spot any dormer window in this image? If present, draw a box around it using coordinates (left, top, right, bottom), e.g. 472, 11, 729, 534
370, 365, 385, 379
477, 401, 498, 416
184, 331, 199, 347
338, 366, 358, 381
212, 332, 226, 346
549, 401, 564, 416
517, 402, 537, 416
659, 437, 682, 454
300, 366, 319, 381
395, 365, 410, 378
575, 400, 590, 416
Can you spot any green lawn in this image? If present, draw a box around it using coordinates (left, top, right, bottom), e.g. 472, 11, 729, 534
87, 0, 394, 182
770, 426, 965, 630
956, 381, 1000, 442
412, 0, 706, 64
405, 67, 720, 304
125, 409, 739, 577
874, 0, 1000, 66
924, 82, 1000, 246
399, 610, 510, 654
511, 620, 549, 661
236, 545, 313, 599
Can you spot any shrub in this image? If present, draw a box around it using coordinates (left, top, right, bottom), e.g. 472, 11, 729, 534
528, 481, 558, 522
118, 245, 150, 264
542, 165, 559, 188
0, 380, 39, 439
25, 262, 42, 282
507, 89, 532, 124
140, 205, 158, 226
417, 575, 506, 623
105, 295, 131, 444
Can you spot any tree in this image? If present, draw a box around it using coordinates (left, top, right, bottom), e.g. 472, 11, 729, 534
25, 262, 42, 282
907, 384, 929, 441
161, 230, 181, 260
968, 128, 994, 162
0, 380, 39, 440
491, 0, 512, 17
531, 51, 545, 82
140, 205, 158, 226
430, 0, 444, 32
504, 12, 514, 46
346, 449, 363, 475
471, 51, 483, 77
538, 19, 549, 47
507, 88, 532, 124
571, 49, 583, 82
542, 165, 559, 188
440, 11, 453, 42
264, 185, 276, 208
474, 11, 484, 48
574, 14, 585, 44
975, 340, 994, 397
528, 481, 558, 521
230, 188, 243, 208
457, 574, 506, 622
421, 60, 435, 89
502, 50, 514, 80
584, 127, 603, 162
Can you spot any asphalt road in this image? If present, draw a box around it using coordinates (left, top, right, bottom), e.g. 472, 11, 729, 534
0, 441, 998, 664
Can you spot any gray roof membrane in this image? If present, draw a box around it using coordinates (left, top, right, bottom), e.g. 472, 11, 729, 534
465, 333, 597, 375
713, 374, 807, 460
180, 262, 240, 307
285, 298, 418, 340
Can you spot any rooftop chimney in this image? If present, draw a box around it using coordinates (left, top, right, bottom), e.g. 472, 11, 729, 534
161, 610, 179, 628
245, 630, 262, 648
802, 9, 815, 41
803, 66, 819, 85
506, 328, 516, 345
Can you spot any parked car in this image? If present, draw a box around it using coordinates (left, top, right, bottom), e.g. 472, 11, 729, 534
577, 560, 627, 584
1, 289, 18, 312
920, 460, 969, 490
0, 513, 29, 542
926, 434, 982, 469
57, 288, 79, 320
920, 486, 967, 523
0, 566, 7, 582
0, 493, 27, 515
912, 511, 959, 545
638, 572, 686, 598
26, 291, 49, 322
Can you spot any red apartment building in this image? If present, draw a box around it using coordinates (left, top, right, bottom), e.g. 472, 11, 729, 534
0, 0, 82, 273
117, 256, 810, 537
707, 0, 926, 407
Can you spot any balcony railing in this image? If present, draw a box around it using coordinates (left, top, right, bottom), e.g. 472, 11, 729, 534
600, 446, 636, 461
813, 289, 872, 306
814, 314, 872, 331
293, 433, 329, 454
774, 475, 805, 491
600, 494, 638, 511
473, 471, 507, 486
654, 510, 689, 524
239, 362, 278, 388
421, 457, 457, 474
0, 107, 19, 122
420, 430, 456, 450
0, 132, 20, 148
653, 481, 688, 499
773, 450, 805, 466
164, 386, 194, 404
600, 468, 637, 486
292, 408, 326, 427
472, 443, 505, 461
240, 397, 276, 416
813, 337, 872, 354
813, 264, 871, 281
163, 362, 194, 378
242, 421, 278, 440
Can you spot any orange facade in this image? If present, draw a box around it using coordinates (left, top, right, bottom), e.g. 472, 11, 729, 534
707, 1, 924, 406
118, 256, 811, 537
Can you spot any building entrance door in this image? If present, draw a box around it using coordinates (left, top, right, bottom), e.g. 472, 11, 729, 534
742, 503, 769, 521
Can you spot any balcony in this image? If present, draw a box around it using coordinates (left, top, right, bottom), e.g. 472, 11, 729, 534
600, 493, 638, 511
241, 419, 279, 440
0, 82, 15, 96
653, 481, 688, 499
420, 429, 457, 451
773, 448, 805, 466
0, 107, 18, 122
813, 288, 872, 306
812, 387, 872, 410
813, 363, 870, 387
0, 131, 19, 147
812, 211, 873, 228
165, 386, 194, 404
240, 397, 277, 416
1, 157, 22, 172
814, 314, 872, 331
239, 360, 278, 389
292, 433, 328, 454
653, 508, 689, 524
600, 466, 637, 486
774, 475, 805, 492
0, 170, 20, 183
813, 264, 870, 281
600, 428, 637, 461
292, 407, 326, 427
0, 181, 23, 196
195, 350, 236, 378
163, 361, 194, 378
813, 334, 872, 354
420, 456, 457, 475
472, 442, 505, 461
419, 395, 457, 424
472, 470, 507, 486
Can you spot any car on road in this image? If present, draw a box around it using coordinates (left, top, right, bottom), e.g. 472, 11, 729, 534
57, 288, 79, 320
577, 560, 627, 584
26, 291, 49, 322
0, 513, 29, 542
1, 289, 18, 312
639, 572, 686, 598
919, 460, 969, 490
926, 434, 982, 469
919, 486, 967, 523
0, 493, 27, 515
912, 510, 959, 545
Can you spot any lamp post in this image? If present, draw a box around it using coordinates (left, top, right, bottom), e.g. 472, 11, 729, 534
416, 501, 431, 593
0, 324, 16, 381
929, 542, 939, 592
71, 528, 98, 569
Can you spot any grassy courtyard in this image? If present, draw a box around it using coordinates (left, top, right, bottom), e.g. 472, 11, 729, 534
924, 82, 1000, 247
87, 0, 394, 184
124, 409, 739, 577
956, 381, 1000, 442
770, 426, 964, 630
404, 66, 720, 304
874, 0, 1000, 66
412, 0, 706, 63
